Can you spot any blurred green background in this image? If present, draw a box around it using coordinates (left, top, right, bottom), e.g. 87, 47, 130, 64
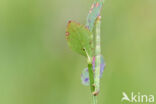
0, 0, 156, 104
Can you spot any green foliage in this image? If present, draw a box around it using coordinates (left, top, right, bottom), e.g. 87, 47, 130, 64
65, 0, 104, 103
86, 0, 104, 31
66, 21, 93, 58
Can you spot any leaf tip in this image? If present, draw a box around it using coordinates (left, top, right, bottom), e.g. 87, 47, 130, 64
67, 20, 72, 28
68, 20, 72, 24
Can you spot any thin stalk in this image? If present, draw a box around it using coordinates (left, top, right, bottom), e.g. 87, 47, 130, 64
87, 15, 102, 104
88, 60, 97, 104
92, 95, 97, 104
88, 61, 94, 93
85, 49, 95, 93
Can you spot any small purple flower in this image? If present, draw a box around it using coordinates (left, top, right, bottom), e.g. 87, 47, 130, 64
81, 55, 105, 86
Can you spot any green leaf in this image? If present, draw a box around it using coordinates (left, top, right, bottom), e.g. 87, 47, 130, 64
86, 0, 104, 31
66, 21, 93, 57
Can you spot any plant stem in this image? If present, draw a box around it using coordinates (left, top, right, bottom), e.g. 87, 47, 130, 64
87, 59, 97, 104
88, 15, 102, 104
92, 95, 97, 104
88, 61, 94, 93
